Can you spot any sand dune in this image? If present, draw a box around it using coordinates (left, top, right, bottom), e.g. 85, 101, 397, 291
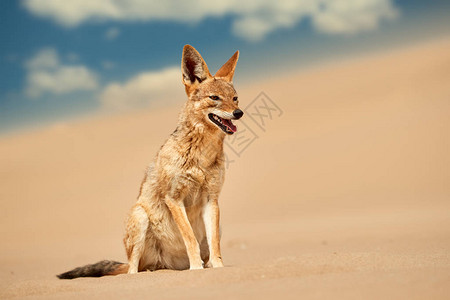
1, 39, 449, 299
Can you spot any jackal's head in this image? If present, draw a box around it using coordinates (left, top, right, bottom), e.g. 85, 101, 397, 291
181, 45, 242, 135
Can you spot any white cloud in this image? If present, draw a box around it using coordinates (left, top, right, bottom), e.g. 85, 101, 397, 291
100, 67, 184, 111
25, 48, 59, 69
25, 48, 99, 98
23, 0, 399, 41
312, 0, 399, 34
105, 27, 120, 40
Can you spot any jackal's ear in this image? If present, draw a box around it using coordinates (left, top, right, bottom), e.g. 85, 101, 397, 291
181, 45, 211, 86
215, 51, 239, 82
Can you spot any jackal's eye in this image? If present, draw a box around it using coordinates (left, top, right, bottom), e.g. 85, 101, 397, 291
209, 95, 220, 101
233, 96, 238, 101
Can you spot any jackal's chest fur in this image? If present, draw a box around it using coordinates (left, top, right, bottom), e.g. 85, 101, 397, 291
137, 125, 226, 221
158, 125, 226, 199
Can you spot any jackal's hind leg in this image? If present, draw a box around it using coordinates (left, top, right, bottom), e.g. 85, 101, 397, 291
124, 205, 149, 274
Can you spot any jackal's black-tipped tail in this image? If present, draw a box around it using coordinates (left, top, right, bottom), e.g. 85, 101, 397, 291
57, 260, 128, 279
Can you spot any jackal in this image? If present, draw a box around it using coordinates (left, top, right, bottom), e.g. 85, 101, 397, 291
58, 45, 242, 279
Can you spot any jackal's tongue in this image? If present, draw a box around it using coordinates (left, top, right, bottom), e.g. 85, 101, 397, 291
223, 119, 237, 132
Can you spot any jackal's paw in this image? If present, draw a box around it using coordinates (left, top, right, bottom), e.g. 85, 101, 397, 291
189, 259, 204, 270
210, 258, 224, 268
189, 264, 204, 270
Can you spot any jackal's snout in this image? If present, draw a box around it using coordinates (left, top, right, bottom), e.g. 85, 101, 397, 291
232, 109, 244, 120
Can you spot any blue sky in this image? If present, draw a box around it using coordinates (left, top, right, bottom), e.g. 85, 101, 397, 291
1, 0, 449, 135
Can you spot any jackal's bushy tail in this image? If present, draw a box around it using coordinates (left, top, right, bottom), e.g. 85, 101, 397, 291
57, 260, 128, 279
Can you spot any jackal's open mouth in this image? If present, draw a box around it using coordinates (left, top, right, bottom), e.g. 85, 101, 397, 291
208, 113, 237, 135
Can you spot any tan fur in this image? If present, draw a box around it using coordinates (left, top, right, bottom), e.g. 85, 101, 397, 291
123, 45, 241, 272
106, 263, 129, 276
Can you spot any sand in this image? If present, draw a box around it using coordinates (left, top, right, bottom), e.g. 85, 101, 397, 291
1, 38, 449, 299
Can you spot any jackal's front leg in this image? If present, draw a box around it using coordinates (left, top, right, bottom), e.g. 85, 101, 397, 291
165, 198, 203, 270
203, 198, 224, 268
